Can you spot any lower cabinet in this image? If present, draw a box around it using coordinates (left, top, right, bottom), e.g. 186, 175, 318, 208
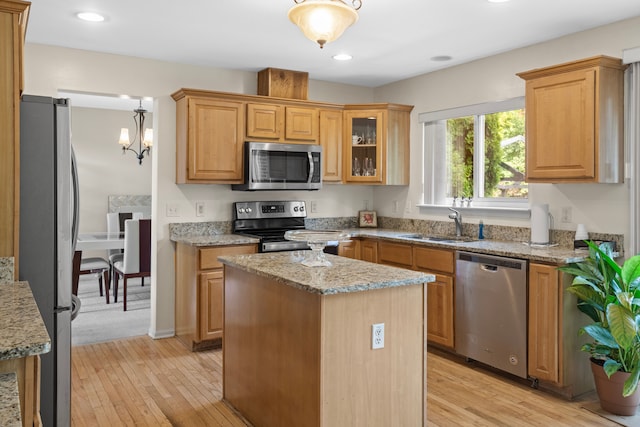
338, 238, 361, 259
175, 242, 257, 350
360, 239, 378, 263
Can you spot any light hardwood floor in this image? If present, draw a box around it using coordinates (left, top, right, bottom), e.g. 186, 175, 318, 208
71, 336, 618, 426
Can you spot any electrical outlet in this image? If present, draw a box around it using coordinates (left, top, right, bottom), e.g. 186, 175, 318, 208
196, 201, 205, 217
310, 200, 318, 213
372, 323, 384, 349
405, 200, 412, 214
561, 206, 572, 223
166, 203, 180, 217
392, 200, 399, 213
364, 200, 370, 210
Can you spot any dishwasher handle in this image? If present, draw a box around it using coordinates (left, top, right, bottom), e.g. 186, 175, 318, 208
480, 264, 498, 272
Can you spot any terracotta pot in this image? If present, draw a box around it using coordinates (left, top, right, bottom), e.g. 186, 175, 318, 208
591, 359, 640, 416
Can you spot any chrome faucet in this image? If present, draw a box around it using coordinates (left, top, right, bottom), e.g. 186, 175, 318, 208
448, 208, 463, 237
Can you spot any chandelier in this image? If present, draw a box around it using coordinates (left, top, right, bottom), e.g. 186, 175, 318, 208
118, 100, 153, 165
288, 0, 362, 49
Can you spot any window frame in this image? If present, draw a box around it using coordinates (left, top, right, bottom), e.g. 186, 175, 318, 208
420, 97, 527, 211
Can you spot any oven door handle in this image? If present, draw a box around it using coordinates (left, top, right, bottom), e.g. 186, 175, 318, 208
307, 152, 314, 183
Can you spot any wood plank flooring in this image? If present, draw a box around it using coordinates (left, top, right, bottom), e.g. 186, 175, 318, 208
71, 336, 618, 426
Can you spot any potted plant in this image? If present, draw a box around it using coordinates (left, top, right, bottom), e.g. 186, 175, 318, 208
558, 240, 640, 415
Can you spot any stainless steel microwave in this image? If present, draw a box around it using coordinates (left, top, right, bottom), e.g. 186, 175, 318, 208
232, 142, 322, 191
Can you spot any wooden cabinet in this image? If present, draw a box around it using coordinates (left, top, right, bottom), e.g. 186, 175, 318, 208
319, 109, 343, 182
0, 0, 29, 265
175, 242, 257, 350
378, 240, 413, 268
343, 104, 413, 185
517, 56, 626, 183
360, 239, 378, 263
414, 247, 455, 349
246, 103, 318, 143
338, 238, 360, 259
528, 263, 559, 383
173, 90, 245, 183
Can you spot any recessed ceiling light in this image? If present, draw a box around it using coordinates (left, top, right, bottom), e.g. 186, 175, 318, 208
487, 0, 510, 3
430, 55, 452, 62
76, 12, 105, 22
333, 54, 353, 61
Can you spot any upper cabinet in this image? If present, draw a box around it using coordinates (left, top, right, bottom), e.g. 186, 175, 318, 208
0, 0, 29, 262
319, 109, 343, 182
343, 104, 413, 185
517, 56, 626, 183
173, 90, 245, 184
246, 103, 318, 143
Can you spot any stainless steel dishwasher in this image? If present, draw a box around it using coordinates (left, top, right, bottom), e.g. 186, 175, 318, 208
455, 251, 528, 378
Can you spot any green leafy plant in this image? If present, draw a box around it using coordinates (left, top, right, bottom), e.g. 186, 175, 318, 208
558, 240, 640, 397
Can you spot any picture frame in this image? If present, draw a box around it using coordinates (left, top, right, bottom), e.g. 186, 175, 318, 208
358, 210, 378, 228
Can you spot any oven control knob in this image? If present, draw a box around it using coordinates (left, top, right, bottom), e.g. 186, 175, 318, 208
238, 208, 245, 213
246, 208, 252, 213
293, 207, 299, 212
299, 206, 305, 212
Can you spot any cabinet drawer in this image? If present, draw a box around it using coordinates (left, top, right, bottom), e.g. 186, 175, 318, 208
199, 245, 257, 270
414, 247, 454, 274
378, 241, 412, 267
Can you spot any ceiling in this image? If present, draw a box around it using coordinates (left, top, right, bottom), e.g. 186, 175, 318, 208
25, 0, 640, 91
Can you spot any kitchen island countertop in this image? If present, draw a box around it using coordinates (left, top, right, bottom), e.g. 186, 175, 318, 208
219, 251, 434, 295
170, 233, 259, 247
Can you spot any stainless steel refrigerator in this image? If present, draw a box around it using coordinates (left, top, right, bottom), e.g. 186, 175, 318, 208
19, 95, 79, 427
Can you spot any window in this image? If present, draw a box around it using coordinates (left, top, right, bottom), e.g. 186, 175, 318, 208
420, 98, 527, 208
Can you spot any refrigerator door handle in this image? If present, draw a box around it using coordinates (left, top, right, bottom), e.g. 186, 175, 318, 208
71, 146, 79, 253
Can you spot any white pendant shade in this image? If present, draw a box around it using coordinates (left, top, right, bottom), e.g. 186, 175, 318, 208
143, 128, 153, 148
288, 0, 358, 48
118, 128, 131, 147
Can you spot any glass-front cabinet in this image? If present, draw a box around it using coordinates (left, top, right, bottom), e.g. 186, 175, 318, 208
343, 104, 413, 185
344, 110, 384, 183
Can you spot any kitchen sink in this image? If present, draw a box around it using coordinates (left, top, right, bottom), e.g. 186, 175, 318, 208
398, 233, 477, 243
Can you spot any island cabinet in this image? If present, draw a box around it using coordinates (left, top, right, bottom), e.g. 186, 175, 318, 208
172, 90, 245, 184
414, 247, 455, 349
246, 103, 319, 143
220, 252, 433, 427
174, 242, 257, 350
0, 0, 29, 263
528, 262, 593, 398
517, 56, 626, 183
343, 103, 413, 185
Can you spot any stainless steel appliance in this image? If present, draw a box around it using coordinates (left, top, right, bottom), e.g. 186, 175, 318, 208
232, 142, 322, 191
233, 200, 312, 252
19, 95, 78, 426
455, 251, 528, 379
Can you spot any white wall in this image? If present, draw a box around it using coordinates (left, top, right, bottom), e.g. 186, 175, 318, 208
71, 107, 152, 235
373, 16, 640, 258
24, 44, 374, 337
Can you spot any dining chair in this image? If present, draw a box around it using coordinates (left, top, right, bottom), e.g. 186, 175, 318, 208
78, 257, 111, 303
107, 211, 143, 291
112, 218, 151, 311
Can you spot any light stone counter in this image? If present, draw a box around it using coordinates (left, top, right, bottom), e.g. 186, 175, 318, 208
0, 257, 14, 283
0, 282, 51, 360
336, 228, 597, 265
219, 251, 434, 295
0, 372, 21, 427
170, 233, 259, 247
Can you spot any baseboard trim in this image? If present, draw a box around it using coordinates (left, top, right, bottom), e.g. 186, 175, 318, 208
149, 328, 174, 339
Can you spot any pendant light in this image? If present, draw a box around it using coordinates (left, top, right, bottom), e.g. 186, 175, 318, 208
118, 100, 153, 165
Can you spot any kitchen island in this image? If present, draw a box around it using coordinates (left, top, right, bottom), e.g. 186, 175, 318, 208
218, 251, 434, 427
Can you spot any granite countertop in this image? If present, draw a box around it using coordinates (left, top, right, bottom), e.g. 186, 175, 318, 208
338, 228, 592, 264
219, 252, 434, 295
0, 372, 21, 427
0, 282, 51, 361
170, 233, 259, 247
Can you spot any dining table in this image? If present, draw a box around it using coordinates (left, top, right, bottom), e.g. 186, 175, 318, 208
73, 232, 124, 295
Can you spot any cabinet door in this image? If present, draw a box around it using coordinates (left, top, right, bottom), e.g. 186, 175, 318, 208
199, 270, 224, 341
378, 241, 412, 268
319, 109, 343, 182
425, 273, 454, 348
524, 69, 596, 181
246, 103, 283, 140
184, 97, 244, 182
414, 246, 454, 274
343, 110, 384, 183
338, 239, 360, 259
528, 263, 560, 383
285, 107, 318, 142
360, 239, 378, 263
